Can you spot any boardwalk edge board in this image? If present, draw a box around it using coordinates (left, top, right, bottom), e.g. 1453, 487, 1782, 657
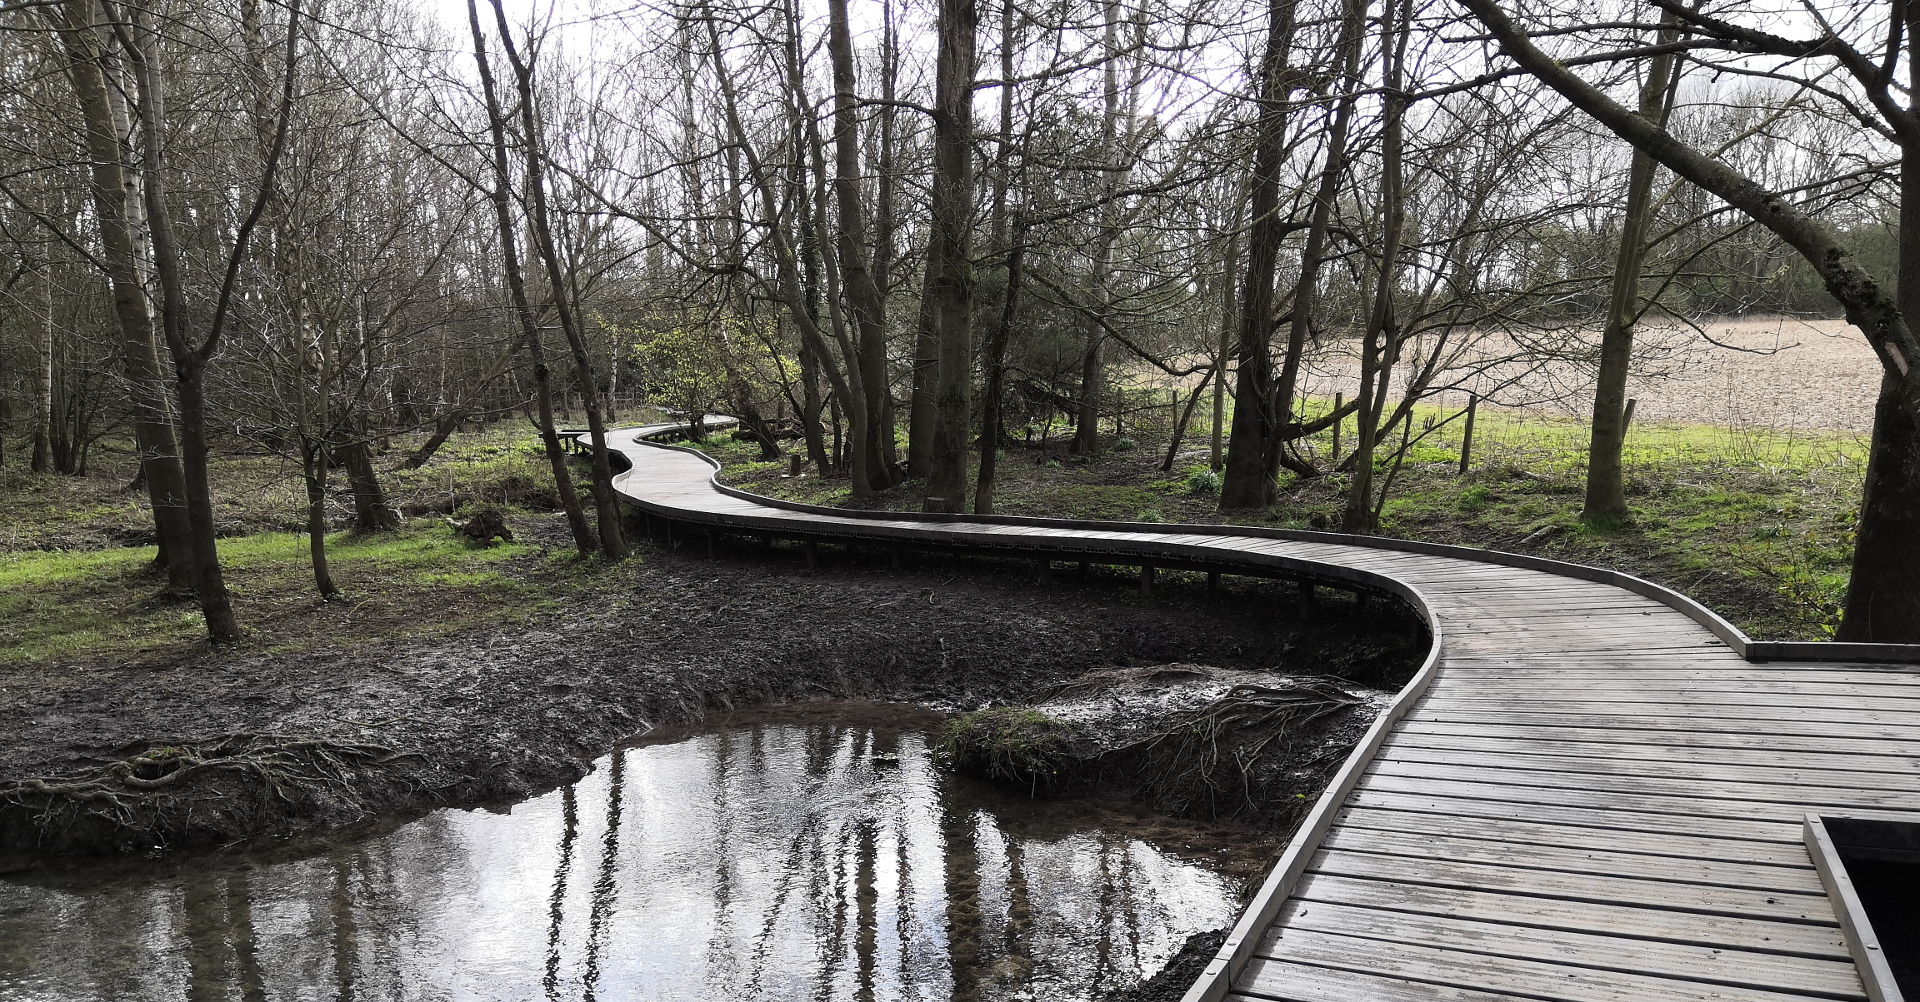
1804, 813, 1914, 1002
586, 420, 1920, 1002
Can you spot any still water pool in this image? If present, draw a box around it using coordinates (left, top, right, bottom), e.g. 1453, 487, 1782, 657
0, 702, 1275, 1001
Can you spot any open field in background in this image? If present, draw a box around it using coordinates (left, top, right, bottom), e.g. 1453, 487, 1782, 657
1293, 315, 1882, 432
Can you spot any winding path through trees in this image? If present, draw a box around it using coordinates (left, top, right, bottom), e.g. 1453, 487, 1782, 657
603, 420, 1920, 1002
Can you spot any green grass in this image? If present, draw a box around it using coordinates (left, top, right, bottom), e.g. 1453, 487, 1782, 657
0, 418, 651, 667
0, 523, 543, 666
698, 402, 1865, 641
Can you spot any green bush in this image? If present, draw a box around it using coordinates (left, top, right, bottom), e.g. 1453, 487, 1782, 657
1186, 468, 1222, 495
1112, 437, 1137, 452
1457, 484, 1491, 514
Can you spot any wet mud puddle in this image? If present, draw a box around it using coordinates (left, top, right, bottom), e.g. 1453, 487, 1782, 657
0, 702, 1276, 1001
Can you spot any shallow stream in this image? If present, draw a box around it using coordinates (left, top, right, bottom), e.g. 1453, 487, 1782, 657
1, 702, 1276, 1001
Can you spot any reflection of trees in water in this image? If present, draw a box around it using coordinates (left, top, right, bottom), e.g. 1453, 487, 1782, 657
542, 785, 577, 1002
580, 748, 625, 1002
1, 717, 1223, 1002
328, 852, 358, 1002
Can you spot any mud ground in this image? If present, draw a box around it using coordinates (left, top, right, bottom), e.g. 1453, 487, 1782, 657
0, 512, 1423, 857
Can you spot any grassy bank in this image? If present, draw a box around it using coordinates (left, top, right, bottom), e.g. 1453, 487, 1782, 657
0, 421, 647, 668
701, 403, 1865, 641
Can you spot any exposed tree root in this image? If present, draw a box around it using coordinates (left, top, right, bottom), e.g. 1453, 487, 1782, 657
1128, 678, 1365, 818
1, 734, 421, 853
944, 668, 1375, 827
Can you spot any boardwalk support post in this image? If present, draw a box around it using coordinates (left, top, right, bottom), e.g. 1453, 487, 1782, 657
1140, 564, 1155, 596
1035, 558, 1051, 584
1208, 570, 1220, 591
805, 540, 818, 569
890, 544, 903, 570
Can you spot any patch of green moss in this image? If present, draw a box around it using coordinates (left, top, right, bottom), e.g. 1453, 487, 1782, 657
938, 707, 1076, 788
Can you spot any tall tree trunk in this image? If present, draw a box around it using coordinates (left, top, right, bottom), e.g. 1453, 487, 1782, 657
973, 1, 1019, 515
1844, 371, 1920, 641
709, 0, 872, 498
488, 0, 627, 560
466, 0, 595, 556
1072, 1, 1125, 457
975, 240, 1022, 514
1845, 52, 1920, 641
1583, 12, 1680, 523
122, 1, 274, 642
1341, 0, 1411, 535
301, 437, 339, 597
908, 302, 940, 476
31, 274, 51, 474
827, 0, 895, 490
921, 0, 979, 513
874, 0, 901, 474
1271, 0, 1365, 470
1211, 218, 1238, 472
1217, 0, 1301, 508
341, 436, 398, 532
798, 332, 831, 471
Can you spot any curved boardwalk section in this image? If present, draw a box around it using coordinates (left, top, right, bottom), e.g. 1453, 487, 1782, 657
603, 421, 1920, 1002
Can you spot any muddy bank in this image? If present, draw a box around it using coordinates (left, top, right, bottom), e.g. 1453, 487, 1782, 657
942, 665, 1388, 830
0, 515, 1423, 856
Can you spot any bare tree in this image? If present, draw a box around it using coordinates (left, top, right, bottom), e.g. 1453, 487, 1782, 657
1459, 0, 1920, 640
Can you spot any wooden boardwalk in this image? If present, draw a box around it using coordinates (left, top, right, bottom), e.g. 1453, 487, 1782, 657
600, 421, 1920, 1002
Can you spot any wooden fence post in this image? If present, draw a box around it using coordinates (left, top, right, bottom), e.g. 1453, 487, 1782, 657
1332, 392, 1343, 461
1458, 393, 1478, 475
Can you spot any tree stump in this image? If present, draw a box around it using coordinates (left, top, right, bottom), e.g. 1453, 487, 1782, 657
452, 509, 514, 547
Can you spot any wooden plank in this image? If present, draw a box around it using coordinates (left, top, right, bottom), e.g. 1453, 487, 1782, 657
1288, 872, 1851, 958
1408, 706, 1920, 741
1375, 741, 1920, 794
1317, 826, 1826, 894
1249, 926, 1834, 1002
1426, 687, 1920, 713
1432, 667, 1920, 690
1417, 695, 1920, 725
1364, 758, 1920, 812
1395, 717, 1920, 760
1305, 847, 1831, 923
1387, 728, 1920, 777
1266, 898, 1865, 999
1335, 805, 1815, 867
1354, 771, 1869, 826
1230, 961, 1528, 1002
